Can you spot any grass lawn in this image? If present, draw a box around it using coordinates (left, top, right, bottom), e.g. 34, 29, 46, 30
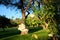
0, 27, 50, 40
0, 27, 20, 38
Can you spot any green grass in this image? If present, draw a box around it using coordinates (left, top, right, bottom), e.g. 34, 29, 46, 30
0, 27, 42, 38
0, 29, 50, 40
0, 28, 20, 38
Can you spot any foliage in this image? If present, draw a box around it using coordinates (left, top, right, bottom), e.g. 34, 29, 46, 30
32, 0, 58, 35
10, 20, 18, 27
0, 15, 18, 31
33, 5, 55, 28
26, 14, 40, 27
48, 23, 58, 35
0, 15, 10, 28
14, 18, 21, 25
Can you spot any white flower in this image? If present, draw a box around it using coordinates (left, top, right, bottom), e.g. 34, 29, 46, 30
18, 23, 25, 31
48, 34, 53, 37
21, 29, 28, 32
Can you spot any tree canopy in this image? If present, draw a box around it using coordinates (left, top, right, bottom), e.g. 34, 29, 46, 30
0, 0, 60, 34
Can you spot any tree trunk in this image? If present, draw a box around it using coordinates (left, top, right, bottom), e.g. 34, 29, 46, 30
22, 8, 25, 23
41, 25, 46, 30
22, 8, 25, 20
21, 0, 32, 23
23, 0, 32, 19
43, 26, 46, 30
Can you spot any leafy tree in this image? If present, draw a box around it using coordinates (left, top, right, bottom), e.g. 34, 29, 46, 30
0, 15, 10, 31
32, 0, 58, 35
0, 0, 59, 34
0, 0, 41, 24
26, 14, 40, 27
0, 0, 33, 23
0, 15, 18, 31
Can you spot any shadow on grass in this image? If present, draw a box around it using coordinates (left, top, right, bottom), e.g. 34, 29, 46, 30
1, 29, 49, 40
0, 28, 20, 39
28, 27, 43, 33
0, 27, 42, 39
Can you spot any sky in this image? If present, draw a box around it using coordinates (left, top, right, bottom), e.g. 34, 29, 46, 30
0, 4, 22, 19
0, 0, 37, 19
0, 4, 33, 19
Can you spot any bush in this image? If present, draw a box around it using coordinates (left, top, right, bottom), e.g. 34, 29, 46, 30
26, 14, 40, 27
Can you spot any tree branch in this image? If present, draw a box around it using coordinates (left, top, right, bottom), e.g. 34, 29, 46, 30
24, 0, 32, 12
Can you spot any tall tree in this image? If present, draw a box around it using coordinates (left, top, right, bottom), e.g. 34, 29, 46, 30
0, 0, 33, 23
